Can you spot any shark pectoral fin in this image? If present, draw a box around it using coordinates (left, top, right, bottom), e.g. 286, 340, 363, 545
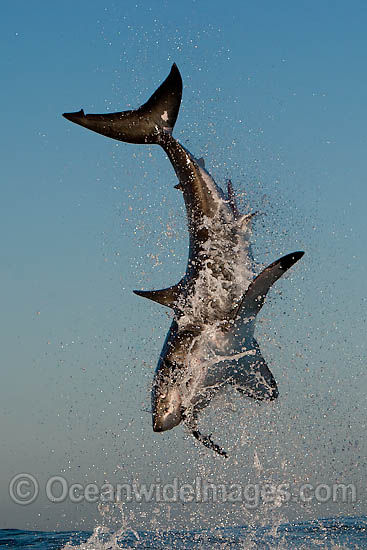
235, 251, 304, 319
233, 340, 278, 401
133, 284, 181, 308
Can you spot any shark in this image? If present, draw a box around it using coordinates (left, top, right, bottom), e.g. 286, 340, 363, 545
63, 64, 304, 457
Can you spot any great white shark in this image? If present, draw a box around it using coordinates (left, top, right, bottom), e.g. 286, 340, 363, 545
63, 64, 304, 457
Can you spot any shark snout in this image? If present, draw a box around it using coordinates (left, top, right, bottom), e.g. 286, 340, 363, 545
152, 387, 182, 432
153, 410, 182, 432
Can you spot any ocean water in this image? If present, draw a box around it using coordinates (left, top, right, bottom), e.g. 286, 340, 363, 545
1, 517, 366, 550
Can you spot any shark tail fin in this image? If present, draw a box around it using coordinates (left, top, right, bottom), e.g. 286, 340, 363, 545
62, 64, 182, 144
235, 251, 304, 320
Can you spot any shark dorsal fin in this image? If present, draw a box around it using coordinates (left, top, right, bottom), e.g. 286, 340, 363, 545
133, 284, 182, 309
234, 251, 304, 320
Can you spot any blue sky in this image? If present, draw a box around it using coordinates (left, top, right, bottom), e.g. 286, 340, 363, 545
1, 0, 367, 532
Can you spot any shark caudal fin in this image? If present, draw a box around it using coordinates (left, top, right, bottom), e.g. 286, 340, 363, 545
62, 64, 182, 144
